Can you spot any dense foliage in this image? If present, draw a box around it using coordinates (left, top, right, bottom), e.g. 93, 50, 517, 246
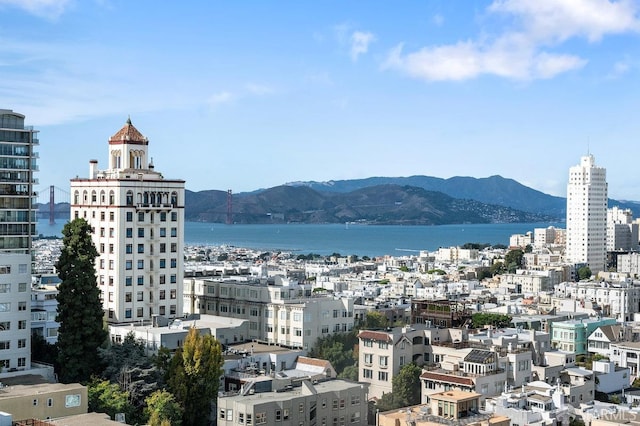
167, 327, 224, 426
578, 266, 592, 280
56, 218, 107, 383
471, 313, 512, 329
376, 363, 422, 411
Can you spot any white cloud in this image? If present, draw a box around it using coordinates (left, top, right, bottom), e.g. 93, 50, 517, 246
350, 31, 376, 61
607, 59, 631, 78
385, 0, 640, 82
489, 0, 640, 43
383, 39, 586, 81
206, 91, 234, 107
245, 83, 275, 96
0, 0, 72, 19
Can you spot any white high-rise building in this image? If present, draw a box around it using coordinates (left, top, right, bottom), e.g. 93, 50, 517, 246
0, 109, 38, 372
566, 154, 608, 273
70, 118, 185, 323
607, 206, 639, 251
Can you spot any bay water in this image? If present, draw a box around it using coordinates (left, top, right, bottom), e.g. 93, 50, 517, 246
37, 219, 562, 258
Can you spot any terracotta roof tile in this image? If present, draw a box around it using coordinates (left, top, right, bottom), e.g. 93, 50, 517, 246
358, 330, 392, 343
296, 356, 331, 368
109, 117, 148, 143
420, 371, 474, 386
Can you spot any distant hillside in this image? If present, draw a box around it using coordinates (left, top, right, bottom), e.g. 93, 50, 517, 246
287, 175, 640, 218
38, 175, 640, 224
185, 184, 552, 225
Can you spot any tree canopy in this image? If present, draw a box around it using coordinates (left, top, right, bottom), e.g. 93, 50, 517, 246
472, 313, 512, 329
56, 218, 107, 383
578, 266, 592, 280
167, 327, 224, 426
376, 363, 422, 411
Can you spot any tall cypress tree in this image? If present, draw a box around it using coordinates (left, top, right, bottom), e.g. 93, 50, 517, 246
56, 218, 107, 383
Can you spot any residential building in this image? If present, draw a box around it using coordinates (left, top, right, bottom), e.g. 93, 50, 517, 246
560, 367, 596, 407
500, 269, 563, 295
411, 299, 472, 327
486, 382, 570, 426
607, 207, 639, 251
533, 226, 559, 249
183, 275, 354, 350
30, 277, 61, 345
509, 232, 532, 249
592, 360, 631, 393
566, 154, 608, 273
587, 324, 624, 358
618, 253, 640, 278
0, 377, 87, 422
554, 281, 640, 321
550, 317, 617, 355
610, 341, 640, 378
216, 379, 368, 426
379, 392, 510, 426
70, 118, 185, 323
108, 314, 248, 355
0, 109, 38, 374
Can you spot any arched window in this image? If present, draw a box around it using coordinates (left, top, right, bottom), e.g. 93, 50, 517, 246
91, 190, 97, 204
137, 192, 143, 204
126, 190, 134, 206
82, 190, 88, 203
143, 192, 149, 204
100, 190, 106, 204
109, 190, 115, 205
74, 191, 79, 205
170, 191, 178, 205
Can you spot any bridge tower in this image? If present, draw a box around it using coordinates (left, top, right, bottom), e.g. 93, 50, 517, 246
49, 185, 55, 225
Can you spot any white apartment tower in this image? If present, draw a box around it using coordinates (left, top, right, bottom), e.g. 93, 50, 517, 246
566, 154, 608, 273
0, 109, 38, 373
70, 118, 185, 323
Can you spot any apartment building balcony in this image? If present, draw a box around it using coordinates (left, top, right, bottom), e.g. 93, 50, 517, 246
423, 364, 506, 378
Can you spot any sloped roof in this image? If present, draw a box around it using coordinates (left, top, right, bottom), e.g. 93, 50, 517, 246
599, 324, 622, 342
358, 330, 392, 343
109, 117, 148, 143
464, 349, 495, 364
296, 356, 332, 371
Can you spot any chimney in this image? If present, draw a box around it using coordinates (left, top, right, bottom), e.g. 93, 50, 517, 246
89, 160, 98, 178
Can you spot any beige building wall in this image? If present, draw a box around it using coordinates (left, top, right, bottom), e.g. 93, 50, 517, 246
0, 382, 87, 421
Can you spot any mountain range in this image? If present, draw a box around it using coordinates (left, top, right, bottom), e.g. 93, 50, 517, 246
43, 175, 640, 225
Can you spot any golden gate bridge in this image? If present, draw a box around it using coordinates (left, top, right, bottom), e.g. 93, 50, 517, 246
35, 186, 70, 225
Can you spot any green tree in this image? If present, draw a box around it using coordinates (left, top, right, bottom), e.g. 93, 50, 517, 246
307, 331, 359, 375
490, 261, 505, 276
578, 266, 592, 280
361, 311, 389, 329
472, 313, 512, 329
167, 327, 224, 426
145, 389, 183, 426
504, 249, 524, 273
99, 332, 163, 425
56, 218, 107, 383
88, 378, 133, 421
392, 363, 422, 407
31, 333, 58, 366
338, 364, 359, 381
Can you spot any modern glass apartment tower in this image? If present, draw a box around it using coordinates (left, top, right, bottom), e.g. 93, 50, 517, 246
566, 154, 608, 273
70, 119, 185, 324
0, 109, 39, 372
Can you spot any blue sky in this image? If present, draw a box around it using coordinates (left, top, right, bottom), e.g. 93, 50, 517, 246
2, 0, 640, 201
